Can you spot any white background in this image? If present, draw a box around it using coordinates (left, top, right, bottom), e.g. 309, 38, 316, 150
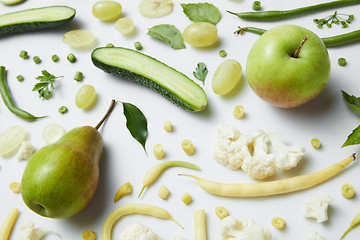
1, 0, 360, 239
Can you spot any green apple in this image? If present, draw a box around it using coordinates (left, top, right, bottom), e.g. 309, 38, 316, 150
246, 24, 331, 108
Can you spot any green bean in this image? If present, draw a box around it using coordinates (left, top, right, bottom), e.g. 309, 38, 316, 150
235, 26, 360, 47
0, 66, 45, 121
138, 160, 200, 198
228, 0, 360, 21
67, 53, 76, 63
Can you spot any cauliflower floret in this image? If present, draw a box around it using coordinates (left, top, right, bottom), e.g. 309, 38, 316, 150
213, 125, 251, 170
119, 224, 160, 240
220, 216, 272, 240
303, 195, 333, 223
19, 221, 48, 240
269, 133, 305, 170
16, 141, 35, 161
242, 134, 276, 179
307, 231, 326, 240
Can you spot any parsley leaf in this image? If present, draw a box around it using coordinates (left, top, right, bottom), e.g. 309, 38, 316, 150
193, 62, 208, 84
342, 90, 360, 117
32, 70, 62, 100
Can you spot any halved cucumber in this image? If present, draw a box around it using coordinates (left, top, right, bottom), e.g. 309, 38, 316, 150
0, 6, 76, 36
91, 47, 207, 112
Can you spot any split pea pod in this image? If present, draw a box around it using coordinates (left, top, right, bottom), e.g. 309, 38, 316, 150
180, 154, 355, 198
0, 66, 45, 121
138, 160, 200, 197
101, 203, 183, 240
228, 0, 360, 21
235, 27, 360, 47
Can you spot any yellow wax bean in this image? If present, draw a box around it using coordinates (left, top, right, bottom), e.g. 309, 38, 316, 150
0, 208, 19, 240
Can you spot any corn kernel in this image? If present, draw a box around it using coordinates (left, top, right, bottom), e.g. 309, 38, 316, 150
233, 105, 245, 119
9, 182, 21, 193
153, 144, 165, 160
82, 229, 97, 240
341, 183, 355, 199
181, 192, 192, 205
181, 140, 195, 155
164, 121, 173, 132
215, 206, 229, 220
271, 217, 286, 230
158, 185, 170, 200
311, 138, 321, 149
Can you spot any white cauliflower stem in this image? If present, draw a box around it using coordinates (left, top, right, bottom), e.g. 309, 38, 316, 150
303, 195, 333, 223
220, 216, 272, 240
19, 221, 48, 240
119, 224, 160, 240
213, 125, 305, 179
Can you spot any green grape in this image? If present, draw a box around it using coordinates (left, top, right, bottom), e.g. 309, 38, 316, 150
183, 22, 217, 48
212, 59, 242, 95
92, 1, 122, 22
75, 84, 97, 109
114, 17, 135, 35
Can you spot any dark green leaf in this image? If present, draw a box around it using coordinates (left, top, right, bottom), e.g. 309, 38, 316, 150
148, 24, 186, 49
193, 62, 208, 84
122, 102, 148, 151
342, 90, 360, 117
342, 125, 360, 147
181, 3, 221, 25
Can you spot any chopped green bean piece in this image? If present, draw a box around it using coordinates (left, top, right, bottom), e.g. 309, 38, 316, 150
19, 50, 29, 59
58, 106, 68, 114
338, 57, 347, 66
74, 71, 84, 81
106, 43, 114, 47
252, 1, 261, 11
33, 56, 41, 64
67, 53, 76, 63
219, 50, 227, 58
52, 54, 59, 62
134, 41, 142, 50
16, 75, 24, 82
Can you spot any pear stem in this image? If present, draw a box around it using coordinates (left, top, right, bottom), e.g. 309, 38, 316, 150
95, 99, 116, 130
292, 35, 309, 58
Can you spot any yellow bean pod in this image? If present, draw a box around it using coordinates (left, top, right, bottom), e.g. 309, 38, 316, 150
194, 209, 207, 240
180, 154, 355, 197
0, 208, 19, 240
138, 161, 200, 197
101, 203, 183, 240
114, 182, 133, 203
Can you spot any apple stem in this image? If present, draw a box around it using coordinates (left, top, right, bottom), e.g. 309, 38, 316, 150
95, 99, 116, 130
293, 35, 309, 58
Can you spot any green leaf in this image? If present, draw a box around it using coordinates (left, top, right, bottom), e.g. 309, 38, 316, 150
193, 62, 208, 84
33, 70, 62, 100
148, 24, 186, 49
342, 90, 360, 117
122, 102, 148, 151
342, 125, 360, 147
181, 2, 221, 25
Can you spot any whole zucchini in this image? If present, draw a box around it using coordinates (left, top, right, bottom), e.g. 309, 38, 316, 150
91, 47, 207, 112
0, 6, 75, 36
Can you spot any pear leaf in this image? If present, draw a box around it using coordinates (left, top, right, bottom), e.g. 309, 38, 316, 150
342, 125, 360, 147
342, 90, 360, 117
122, 102, 148, 151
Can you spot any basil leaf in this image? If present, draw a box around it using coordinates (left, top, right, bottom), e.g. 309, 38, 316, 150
342, 90, 360, 117
122, 102, 148, 151
342, 125, 360, 147
148, 24, 186, 49
181, 2, 221, 25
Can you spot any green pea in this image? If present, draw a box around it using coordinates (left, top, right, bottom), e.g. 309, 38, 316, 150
58, 106, 68, 114
219, 50, 227, 58
52, 54, 59, 62
16, 75, 24, 82
33, 56, 41, 64
338, 57, 347, 66
252, 1, 261, 11
134, 41, 142, 50
67, 53, 76, 63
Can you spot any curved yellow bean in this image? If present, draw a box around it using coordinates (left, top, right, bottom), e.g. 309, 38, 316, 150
138, 161, 200, 198
180, 154, 355, 197
114, 182, 132, 203
0, 208, 19, 240
101, 203, 183, 240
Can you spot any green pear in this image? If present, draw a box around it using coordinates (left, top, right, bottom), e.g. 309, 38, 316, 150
21, 100, 116, 218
